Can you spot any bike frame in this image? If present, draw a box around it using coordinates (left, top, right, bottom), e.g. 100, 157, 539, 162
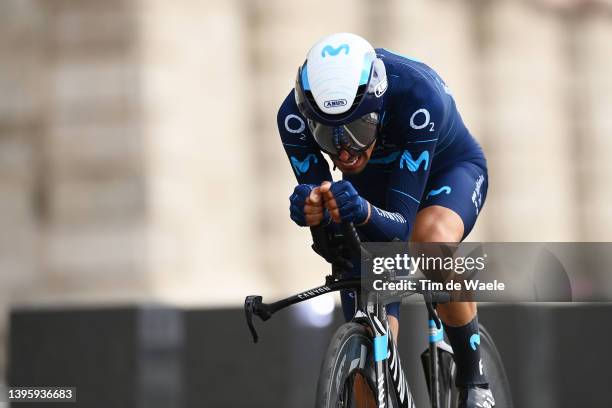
244, 222, 451, 408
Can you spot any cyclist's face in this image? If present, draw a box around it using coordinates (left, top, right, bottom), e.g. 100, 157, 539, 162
330, 141, 376, 175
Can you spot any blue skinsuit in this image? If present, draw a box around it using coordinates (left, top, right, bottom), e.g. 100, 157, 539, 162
277, 49, 488, 320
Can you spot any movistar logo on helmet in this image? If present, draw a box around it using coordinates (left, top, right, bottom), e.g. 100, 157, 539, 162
323, 99, 347, 108
300, 33, 384, 116
321, 43, 350, 57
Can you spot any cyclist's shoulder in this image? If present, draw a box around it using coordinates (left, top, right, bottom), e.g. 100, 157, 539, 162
278, 89, 299, 116
377, 48, 426, 74
378, 49, 449, 115
277, 89, 308, 131
378, 49, 442, 92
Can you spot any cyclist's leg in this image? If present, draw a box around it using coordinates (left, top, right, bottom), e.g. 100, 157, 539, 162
386, 304, 399, 340
411, 161, 489, 389
412, 161, 486, 325
411, 205, 475, 325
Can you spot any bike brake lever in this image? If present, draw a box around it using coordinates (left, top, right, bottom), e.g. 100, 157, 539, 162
244, 295, 263, 343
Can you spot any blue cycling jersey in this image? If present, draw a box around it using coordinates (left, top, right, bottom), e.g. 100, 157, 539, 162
277, 48, 487, 242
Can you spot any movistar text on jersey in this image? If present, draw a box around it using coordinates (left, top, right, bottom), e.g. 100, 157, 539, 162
372, 254, 487, 275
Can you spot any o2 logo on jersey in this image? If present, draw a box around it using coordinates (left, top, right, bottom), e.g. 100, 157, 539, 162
284, 114, 308, 142
400, 150, 429, 172
284, 114, 306, 134
410, 108, 435, 132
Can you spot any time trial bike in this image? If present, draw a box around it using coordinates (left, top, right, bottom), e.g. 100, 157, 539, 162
244, 222, 512, 407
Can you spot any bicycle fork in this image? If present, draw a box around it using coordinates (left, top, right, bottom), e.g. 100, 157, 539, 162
364, 303, 415, 408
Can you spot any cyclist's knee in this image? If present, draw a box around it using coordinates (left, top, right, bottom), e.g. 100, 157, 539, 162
411, 206, 464, 243
437, 302, 476, 326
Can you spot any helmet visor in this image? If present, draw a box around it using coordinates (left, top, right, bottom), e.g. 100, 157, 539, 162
309, 112, 379, 156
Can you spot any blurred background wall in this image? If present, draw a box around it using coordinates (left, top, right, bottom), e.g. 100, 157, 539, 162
1, 0, 612, 394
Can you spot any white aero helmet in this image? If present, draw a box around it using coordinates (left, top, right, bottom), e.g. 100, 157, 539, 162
295, 33, 388, 155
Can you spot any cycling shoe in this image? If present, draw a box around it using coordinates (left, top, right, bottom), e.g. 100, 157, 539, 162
458, 384, 495, 408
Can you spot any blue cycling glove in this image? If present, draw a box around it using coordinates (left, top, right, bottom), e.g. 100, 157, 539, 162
329, 180, 370, 225
289, 184, 330, 227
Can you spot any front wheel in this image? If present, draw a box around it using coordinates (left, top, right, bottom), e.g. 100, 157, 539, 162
315, 322, 377, 408
477, 325, 513, 408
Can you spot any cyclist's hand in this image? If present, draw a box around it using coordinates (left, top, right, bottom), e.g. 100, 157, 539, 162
320, 180, 370, 225
289, 184, 329, 226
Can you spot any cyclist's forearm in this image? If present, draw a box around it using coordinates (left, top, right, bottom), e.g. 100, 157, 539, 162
357, 203, 410, 241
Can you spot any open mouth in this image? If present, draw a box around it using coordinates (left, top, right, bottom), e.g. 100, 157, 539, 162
336, 154, 362, 170
343, 156, 359, 166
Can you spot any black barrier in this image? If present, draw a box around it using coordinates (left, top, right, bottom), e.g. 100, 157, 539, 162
8, 306, 183, 408
8, 304, 612, 408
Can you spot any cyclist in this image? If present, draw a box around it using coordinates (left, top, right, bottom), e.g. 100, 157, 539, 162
278, 33, 493, 408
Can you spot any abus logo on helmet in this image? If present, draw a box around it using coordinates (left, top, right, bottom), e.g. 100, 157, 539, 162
324, 99, 347, 108
374, 78, 388, 98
